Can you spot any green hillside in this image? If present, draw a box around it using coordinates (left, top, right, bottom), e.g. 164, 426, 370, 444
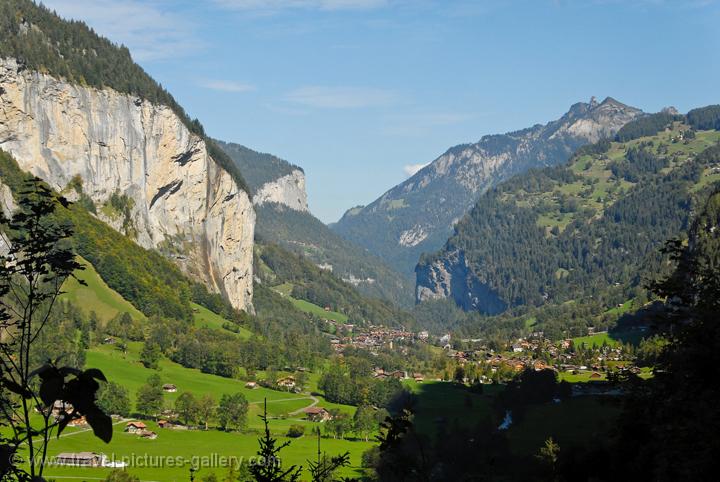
256, 243, 413, 327
214, 140, 302, 195
417, 107, 720, 336
255, 204, 414, 307
191, 302, 253, 339
38, 341, 371, 481
62, 256, 145, 323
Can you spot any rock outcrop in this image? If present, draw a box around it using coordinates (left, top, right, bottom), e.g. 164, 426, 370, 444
254, 169, 308, 212
215, 139, 308, 212
0, 58, 254, 310
415, 250, 506, 314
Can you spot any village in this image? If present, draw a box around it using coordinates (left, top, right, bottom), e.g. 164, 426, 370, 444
322, 316, 640, 385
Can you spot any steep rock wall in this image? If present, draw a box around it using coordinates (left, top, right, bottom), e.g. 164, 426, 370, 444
254, 169, 308, 212
0, 58, 254, 310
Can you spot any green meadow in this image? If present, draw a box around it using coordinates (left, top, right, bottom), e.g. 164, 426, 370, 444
272, 283, 349, 323
41, 418, 373, 481
42, 342, 372, 481
62, 257, 145, 323
191, 302, 253, 339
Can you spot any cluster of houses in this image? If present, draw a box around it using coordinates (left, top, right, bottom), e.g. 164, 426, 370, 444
372, 367, 425, 383
329, 325, 427, 354
125, 421, 157, 440
442, 332, 637, 381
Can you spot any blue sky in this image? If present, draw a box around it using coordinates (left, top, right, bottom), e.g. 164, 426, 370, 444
43, 0, 720, 222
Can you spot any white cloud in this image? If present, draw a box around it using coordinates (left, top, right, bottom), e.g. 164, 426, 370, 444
213, 0, 389, 11
200, 80, 256, 93
403, 162, 429, 177
285, 86, 396, 109
41, 0, 201, 61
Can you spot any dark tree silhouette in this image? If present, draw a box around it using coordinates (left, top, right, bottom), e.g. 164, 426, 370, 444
0, 178, 112, 481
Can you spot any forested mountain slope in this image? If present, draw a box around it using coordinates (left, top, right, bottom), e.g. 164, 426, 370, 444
417, 107, 720, 316
218, 140, 414, 306
255, 243, 414, 327
332, 97, 643, 275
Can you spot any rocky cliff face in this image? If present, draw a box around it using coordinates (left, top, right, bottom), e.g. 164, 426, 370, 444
253, 169, 308, 212
415, 250, 506, 314
215, 140, 308, 212
332, 97, 644, 276
0, 58, 255, 310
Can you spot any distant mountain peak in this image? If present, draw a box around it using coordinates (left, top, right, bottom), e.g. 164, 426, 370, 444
332, 97, 644, 275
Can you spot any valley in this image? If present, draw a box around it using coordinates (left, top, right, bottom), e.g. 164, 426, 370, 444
0, 1, 718, 481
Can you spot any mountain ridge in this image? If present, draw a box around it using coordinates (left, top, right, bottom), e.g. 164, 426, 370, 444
217, 141, 414, 306
332, 96, 644, 275
416, 108, 720, 317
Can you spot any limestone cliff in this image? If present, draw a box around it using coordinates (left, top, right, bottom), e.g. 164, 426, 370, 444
415, 250, 506, 315
215, 139, 308, 212
254, 169, 309, 212
0, 58, 254, 310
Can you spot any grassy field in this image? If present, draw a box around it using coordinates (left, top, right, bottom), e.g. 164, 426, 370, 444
191, 302, 253, 339
87, 342, 308, 414
40, 417, 373, 481
289, 298, 348, 323
271, 284, 349, 323
62, 256, 145, 323
42, 341, 373, 480
403, 380, 622, 460
572, 328, 646, 348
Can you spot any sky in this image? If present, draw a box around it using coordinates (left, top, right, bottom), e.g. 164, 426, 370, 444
42, 0, 720, 223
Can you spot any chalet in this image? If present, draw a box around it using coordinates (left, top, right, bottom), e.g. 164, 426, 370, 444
304, 407, 332, 422
55, 452, 104, 467
245, 381, 258, 389
590, 372, 603, 379
162, 384, 177, 393
125, 421, 147, 433
413, 373, 424, 382
277, 376, 296, 388
158, 420, 170, 428
102, 337, 116, 345
139, 430, 158, 440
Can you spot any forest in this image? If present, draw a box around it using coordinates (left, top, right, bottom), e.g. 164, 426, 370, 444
418, 113, 720, 337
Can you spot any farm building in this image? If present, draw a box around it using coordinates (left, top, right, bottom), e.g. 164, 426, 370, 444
245, 382, 258, 389
139, 430, 158, 440
277, 376, 296, 388
55, 452, 104, 467
304, 407, 332, 422
162, 384, 177, 393
125, 421, 146, 433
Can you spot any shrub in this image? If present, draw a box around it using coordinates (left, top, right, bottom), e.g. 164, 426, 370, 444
287, 424, 305, 438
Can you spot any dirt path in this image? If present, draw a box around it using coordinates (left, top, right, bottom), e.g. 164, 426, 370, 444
288, 394, 319, 416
